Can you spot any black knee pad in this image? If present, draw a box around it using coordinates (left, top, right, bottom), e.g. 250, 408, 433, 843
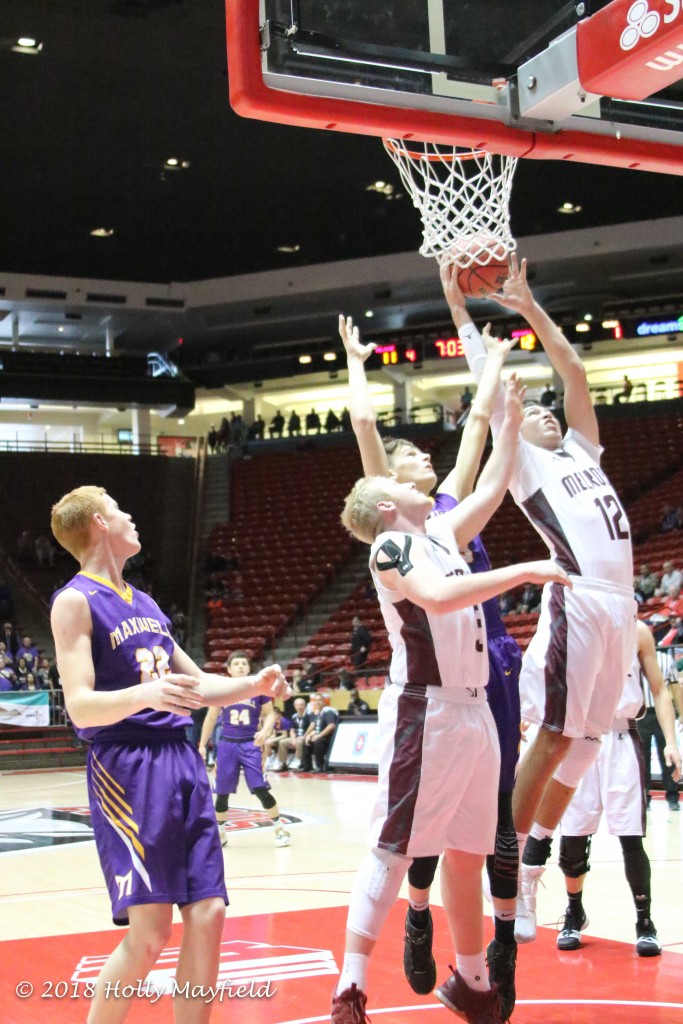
252, 787, 277, 810
215, 794, 229, 814
558, 834, 591, 878
407, 855, 439, 890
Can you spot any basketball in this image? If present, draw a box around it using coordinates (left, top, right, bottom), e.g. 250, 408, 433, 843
456, 258, 509, 299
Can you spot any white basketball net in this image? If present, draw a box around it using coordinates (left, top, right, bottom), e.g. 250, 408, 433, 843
383, 140, 518, 268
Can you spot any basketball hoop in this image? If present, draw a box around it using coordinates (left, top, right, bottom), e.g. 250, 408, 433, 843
383, 140, 518, 268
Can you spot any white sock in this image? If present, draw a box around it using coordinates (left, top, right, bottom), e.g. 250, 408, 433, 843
455, 952, 489, 992
529, 822, 554, 842
409, 895, 430, 913
336, 952, 369, 995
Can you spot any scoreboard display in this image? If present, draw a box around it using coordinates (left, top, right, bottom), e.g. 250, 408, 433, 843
372, 330, 538, 367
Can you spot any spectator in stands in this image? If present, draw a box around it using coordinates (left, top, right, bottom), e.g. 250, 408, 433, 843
305, 408, 321, 435
455, 385, 473, 427
338, 668, 355, 691
35, 534, 56, 567
0, 655, 16, 690
21, 672, 39, 692
48, 657, 61, 690
0, 578, 15, 621
14, 656, 30, 688
340, 407, 352, 432
346, 688, 370, 717
252, 414, 266, 440
288, 667, 303, 694
17, 634, 40, 672
660, 505, 683, 533
350, 616, 373, 669
660, 614, 683, 649
274, 696, 311, 771
304, 692, 338, 772
635, 564, 660, 603
217, 416, 231, 452
613, 374, 633, 404
207, 425, 218, 453
540, 383, 557, 408
230, 412, 246, 452
170, 606, 187, 647
325, 409, 341, 433
498, 591, 517, 616
35, 656, 52, 690
656, 560, 682, 596
2, 622, 19, 658
17, 528, 34, 565
270, 410, 285, 438
517, 583, 542, 614
299, 658, 321, 693
288, 410, 301, 436
264, 708, 292, 768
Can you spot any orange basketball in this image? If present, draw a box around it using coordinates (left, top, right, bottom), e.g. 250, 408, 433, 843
456, 258, 509, 299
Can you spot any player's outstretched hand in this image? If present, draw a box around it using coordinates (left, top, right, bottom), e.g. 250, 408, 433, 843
339, 315, 376, 363
145, 674, 202, 716
256, 664, 291, 700
490, 255, 534, 316
503, 372, 526, 431
439, 259, 467, 313
482, 322, 515, 361
522, 560, 573, 588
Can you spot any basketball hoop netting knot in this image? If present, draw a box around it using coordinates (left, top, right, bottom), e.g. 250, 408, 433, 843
383, 140, 518, 268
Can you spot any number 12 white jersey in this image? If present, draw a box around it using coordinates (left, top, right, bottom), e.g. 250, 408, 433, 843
510, 428, 633, 588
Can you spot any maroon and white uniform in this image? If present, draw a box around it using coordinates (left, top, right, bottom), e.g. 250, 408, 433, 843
367, 515, 499, 858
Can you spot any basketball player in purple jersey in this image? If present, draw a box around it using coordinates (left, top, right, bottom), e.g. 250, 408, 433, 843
50, 486, 289, 1024
200, 650, 291, 848
443, 255, 637, 944
340, 314, 523, 1015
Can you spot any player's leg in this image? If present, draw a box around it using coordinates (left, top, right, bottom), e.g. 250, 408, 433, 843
620, 835, 662, 955
436, 850, 504, 1024
404, 855, 439, 994
244, 744, 292, 847
332, 848, 410, 1023
213, 741, 239, 846
556, 835, 592, 950
174, 897, 227, 1024
87, 904, 173, 1024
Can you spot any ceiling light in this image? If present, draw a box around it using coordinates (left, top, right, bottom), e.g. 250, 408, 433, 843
178, 419, 185, 425
166, 158, 179, 167
366, 181, 395, 197
276, 244, 301, 254
365, 310, 374, 318
558, 201, 582, 214
602, 319, 620, 329
583, 313, 593, 321
11, 37, 43, 54
90, 227, 114, 237
299, 354, 312, 364
58, 327, 64, 333
323, 352, 337, 362
575, 323, 590, 333
163, 158, 190, 170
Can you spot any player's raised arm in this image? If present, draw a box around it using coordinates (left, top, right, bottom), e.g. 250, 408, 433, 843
637, 622, 682, 781
339, 314, 389, 476
375, 536, 570, 616
492, 255, 599, 447
444, 374, 525, 547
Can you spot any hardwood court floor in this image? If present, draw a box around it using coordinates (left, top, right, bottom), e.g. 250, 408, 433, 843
1, 767, 682, 1023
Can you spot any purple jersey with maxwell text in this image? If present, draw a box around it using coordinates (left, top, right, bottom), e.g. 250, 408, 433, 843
51, 571, 189, 741
430, 491, 506, 638
219, 694, 270, 739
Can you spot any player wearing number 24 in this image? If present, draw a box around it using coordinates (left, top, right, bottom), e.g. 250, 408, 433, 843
49, 485, 290, 1024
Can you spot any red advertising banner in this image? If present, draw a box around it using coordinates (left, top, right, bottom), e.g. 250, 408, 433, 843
578, 0, 683, 100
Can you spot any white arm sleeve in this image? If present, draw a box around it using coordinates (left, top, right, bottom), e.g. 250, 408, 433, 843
458, 321, 506, 437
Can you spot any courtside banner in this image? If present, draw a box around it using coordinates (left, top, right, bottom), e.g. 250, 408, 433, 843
0, 691, 50, 726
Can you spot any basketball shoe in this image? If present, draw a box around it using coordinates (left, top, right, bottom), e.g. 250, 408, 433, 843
403, 908, 437, 994
331, 983, 370, 1024
485, 939, 516, 1021
274, 826, 291, 848
514, 864, 545, 943
556, 907, 588, 950
220, 826, 229, 848
436, 969, 503, 1024
636, 919, 662, 957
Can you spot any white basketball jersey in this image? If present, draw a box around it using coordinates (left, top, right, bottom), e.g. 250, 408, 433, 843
614, 648, 644, 721
369, 516, 488, 692
510, 428, 633, 587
